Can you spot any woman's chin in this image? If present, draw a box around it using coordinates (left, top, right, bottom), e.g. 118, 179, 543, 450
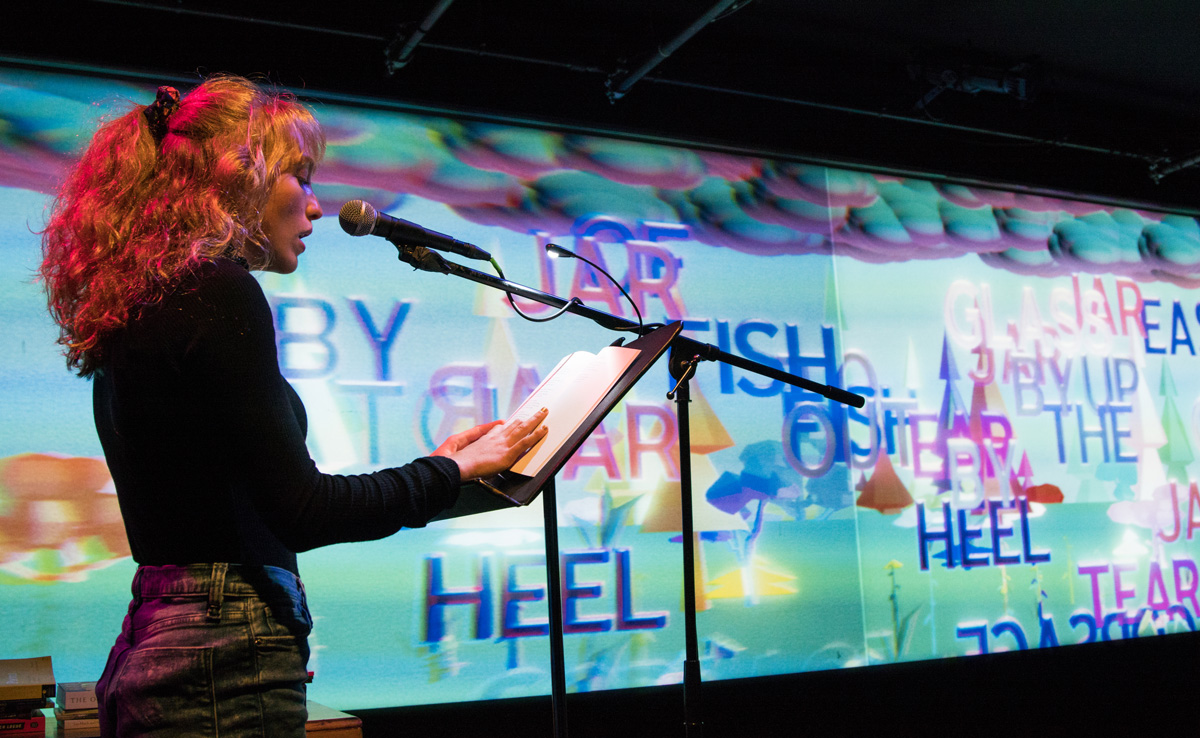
264, 255, 299, 275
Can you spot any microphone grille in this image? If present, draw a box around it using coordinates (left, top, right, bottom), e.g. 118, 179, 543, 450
338, 200, 377, 237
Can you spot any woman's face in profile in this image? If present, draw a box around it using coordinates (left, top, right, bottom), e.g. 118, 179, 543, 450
261, 164, 322, 274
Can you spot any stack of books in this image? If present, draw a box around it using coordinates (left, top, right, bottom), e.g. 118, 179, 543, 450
0, 656, 54, 735
54, 683, 99, 737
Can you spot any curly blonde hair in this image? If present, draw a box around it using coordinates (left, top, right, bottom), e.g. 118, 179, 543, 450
40, 75, 326, 377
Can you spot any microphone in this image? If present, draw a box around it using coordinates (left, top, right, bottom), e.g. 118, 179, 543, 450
338, 200, 492, 261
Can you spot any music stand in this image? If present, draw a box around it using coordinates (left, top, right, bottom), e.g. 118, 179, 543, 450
386, 239, 861, 737
432, 322, 681, 737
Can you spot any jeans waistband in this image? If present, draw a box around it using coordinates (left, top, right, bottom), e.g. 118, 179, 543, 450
132, 563, 301, 599
131, 564, 311, 631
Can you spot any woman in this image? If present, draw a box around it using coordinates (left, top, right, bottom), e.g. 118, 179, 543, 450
39, 76, 547, 736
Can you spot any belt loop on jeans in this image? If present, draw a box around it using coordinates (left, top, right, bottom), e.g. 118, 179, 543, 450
206, 563, 229, 621
132, 565, 145, 603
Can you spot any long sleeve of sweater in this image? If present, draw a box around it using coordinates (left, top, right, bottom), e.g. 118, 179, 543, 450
94, 257, 459, 568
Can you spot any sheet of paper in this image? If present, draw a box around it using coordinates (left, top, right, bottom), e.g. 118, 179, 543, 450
508, 345, 640, 475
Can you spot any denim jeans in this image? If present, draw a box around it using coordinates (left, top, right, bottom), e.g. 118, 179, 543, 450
96, 563, 313, 737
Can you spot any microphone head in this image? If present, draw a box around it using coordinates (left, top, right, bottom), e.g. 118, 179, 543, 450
338, 200, 378, 237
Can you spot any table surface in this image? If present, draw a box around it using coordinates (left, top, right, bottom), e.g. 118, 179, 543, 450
40, 701, 362, 737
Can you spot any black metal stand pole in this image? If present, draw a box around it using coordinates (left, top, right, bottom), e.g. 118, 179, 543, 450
670, 353, 704, 737
541, 476, 569, 737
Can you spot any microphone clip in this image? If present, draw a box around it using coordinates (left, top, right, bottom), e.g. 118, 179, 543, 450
397, 245, 451, 274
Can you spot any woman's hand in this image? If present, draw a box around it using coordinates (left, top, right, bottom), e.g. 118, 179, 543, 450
431, 407, 550, 481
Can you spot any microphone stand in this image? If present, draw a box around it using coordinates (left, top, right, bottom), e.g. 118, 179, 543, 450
393, 244, 864, 737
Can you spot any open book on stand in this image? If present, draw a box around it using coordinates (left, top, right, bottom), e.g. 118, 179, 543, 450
433, 321, 680, 520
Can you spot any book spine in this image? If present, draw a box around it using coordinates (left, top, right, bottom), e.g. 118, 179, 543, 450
54, 708, 99, 722
59, 693, 97, 711
0, 714, 45, 731
55, 684, 98, 712
0, 686, 50, 702
0, 701, 47, 719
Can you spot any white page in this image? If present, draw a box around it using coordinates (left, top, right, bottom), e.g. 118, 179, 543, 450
507, 344, 640, 476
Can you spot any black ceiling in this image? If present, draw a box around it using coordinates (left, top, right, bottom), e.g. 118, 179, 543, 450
9, 0, 1200, 211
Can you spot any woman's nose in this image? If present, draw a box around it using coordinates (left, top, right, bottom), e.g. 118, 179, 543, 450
308, 195, 323, 221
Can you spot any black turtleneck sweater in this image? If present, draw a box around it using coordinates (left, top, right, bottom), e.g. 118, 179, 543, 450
92, 257, 459, 575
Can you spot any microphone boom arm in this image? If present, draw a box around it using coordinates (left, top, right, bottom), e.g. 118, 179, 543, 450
395, 244, 865, 408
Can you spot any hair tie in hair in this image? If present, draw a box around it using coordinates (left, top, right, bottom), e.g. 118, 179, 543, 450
143, 85, 180, 143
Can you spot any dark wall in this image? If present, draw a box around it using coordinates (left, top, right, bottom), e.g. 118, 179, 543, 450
6, 0, 1200, 214
352, 631, 1200, 737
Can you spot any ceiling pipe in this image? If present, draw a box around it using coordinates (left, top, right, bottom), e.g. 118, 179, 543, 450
1150, 151, 1200, 184
62, 2, 1162, 169
649, 76, 1155, 164
385, 0, 457, 74
91, 0, 380, 39
605, 0, 751, 103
